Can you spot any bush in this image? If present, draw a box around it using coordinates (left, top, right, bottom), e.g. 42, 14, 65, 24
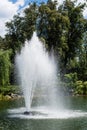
0, 85, 19, 95
64, 73, 87, 95
64, 73, 78, 94
75, 80, 83, 95
75, 81, 87, 95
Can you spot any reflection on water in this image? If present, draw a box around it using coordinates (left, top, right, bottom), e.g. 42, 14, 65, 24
1, 97, 87, 130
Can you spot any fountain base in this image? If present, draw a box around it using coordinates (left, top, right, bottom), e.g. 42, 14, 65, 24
24, 111, 31, 115
23, 110, 48, 116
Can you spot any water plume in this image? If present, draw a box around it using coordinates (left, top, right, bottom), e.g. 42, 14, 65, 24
15, 32, 63, 112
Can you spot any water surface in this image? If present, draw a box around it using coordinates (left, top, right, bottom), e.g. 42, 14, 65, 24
0, 96, 87, 130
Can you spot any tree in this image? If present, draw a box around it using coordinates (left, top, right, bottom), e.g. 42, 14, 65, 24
6, 14, 25, 53
77, 31, 87, 80
37, 1, 69, 52
0, 36, 4, 49
24, 2, 38, 40
5, 3, 38, 54
59, 0, 86, 69
0, 50, 11, 86
2, 0, 87, 86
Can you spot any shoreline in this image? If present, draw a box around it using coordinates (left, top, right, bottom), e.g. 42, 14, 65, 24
0, 93, 23, 101
0, 93, 87, 101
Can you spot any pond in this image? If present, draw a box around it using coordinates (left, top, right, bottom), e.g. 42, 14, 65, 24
0, 96, 87, 130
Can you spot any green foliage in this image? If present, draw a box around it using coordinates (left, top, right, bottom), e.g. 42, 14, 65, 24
37, 1, 70, 53
64, 74, 87, 95
6, 15, 26, 53
58, 0, 86, 71
64, 73, 78, 92
75, 81, 83, 95
36, 0, 87, 76
0, 36, 4, 49
76, 31, 87, 80
75, 81, 87, 95
24, 3, 38, 39
0, 50, 11, 86
0, 85, 19, 95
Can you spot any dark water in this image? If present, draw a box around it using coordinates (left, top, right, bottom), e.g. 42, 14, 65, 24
0, 97, 87, 130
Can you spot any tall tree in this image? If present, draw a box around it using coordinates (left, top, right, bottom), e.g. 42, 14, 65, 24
37, 1, 69, 51
59, 0, 86, 69
24, 2, 38, 40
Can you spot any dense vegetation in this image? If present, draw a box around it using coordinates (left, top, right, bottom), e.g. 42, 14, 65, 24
0, 0, 87, 97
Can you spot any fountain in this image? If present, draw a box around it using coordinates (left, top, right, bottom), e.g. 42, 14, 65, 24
15, 32, 63, 115
8, 32, 87, 120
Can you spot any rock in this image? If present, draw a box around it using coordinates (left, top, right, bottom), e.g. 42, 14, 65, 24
5, 95, 11, 100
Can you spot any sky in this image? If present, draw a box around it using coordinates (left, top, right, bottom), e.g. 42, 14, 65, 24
0, 0, 87, 37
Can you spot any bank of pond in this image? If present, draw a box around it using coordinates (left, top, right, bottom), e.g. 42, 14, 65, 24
0, 81, 87, 101
0, 85, 21, 100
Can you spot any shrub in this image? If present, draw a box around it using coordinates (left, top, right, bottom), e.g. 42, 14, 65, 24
64, 73, 78, 94
75, 81, 87, 95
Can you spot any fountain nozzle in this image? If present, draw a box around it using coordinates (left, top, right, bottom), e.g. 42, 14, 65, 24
24, 111, 31, 115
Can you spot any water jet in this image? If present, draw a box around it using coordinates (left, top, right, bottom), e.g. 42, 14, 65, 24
15, 32, 63, 115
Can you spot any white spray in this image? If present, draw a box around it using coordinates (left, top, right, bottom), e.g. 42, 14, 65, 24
15, 32, 63, 112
